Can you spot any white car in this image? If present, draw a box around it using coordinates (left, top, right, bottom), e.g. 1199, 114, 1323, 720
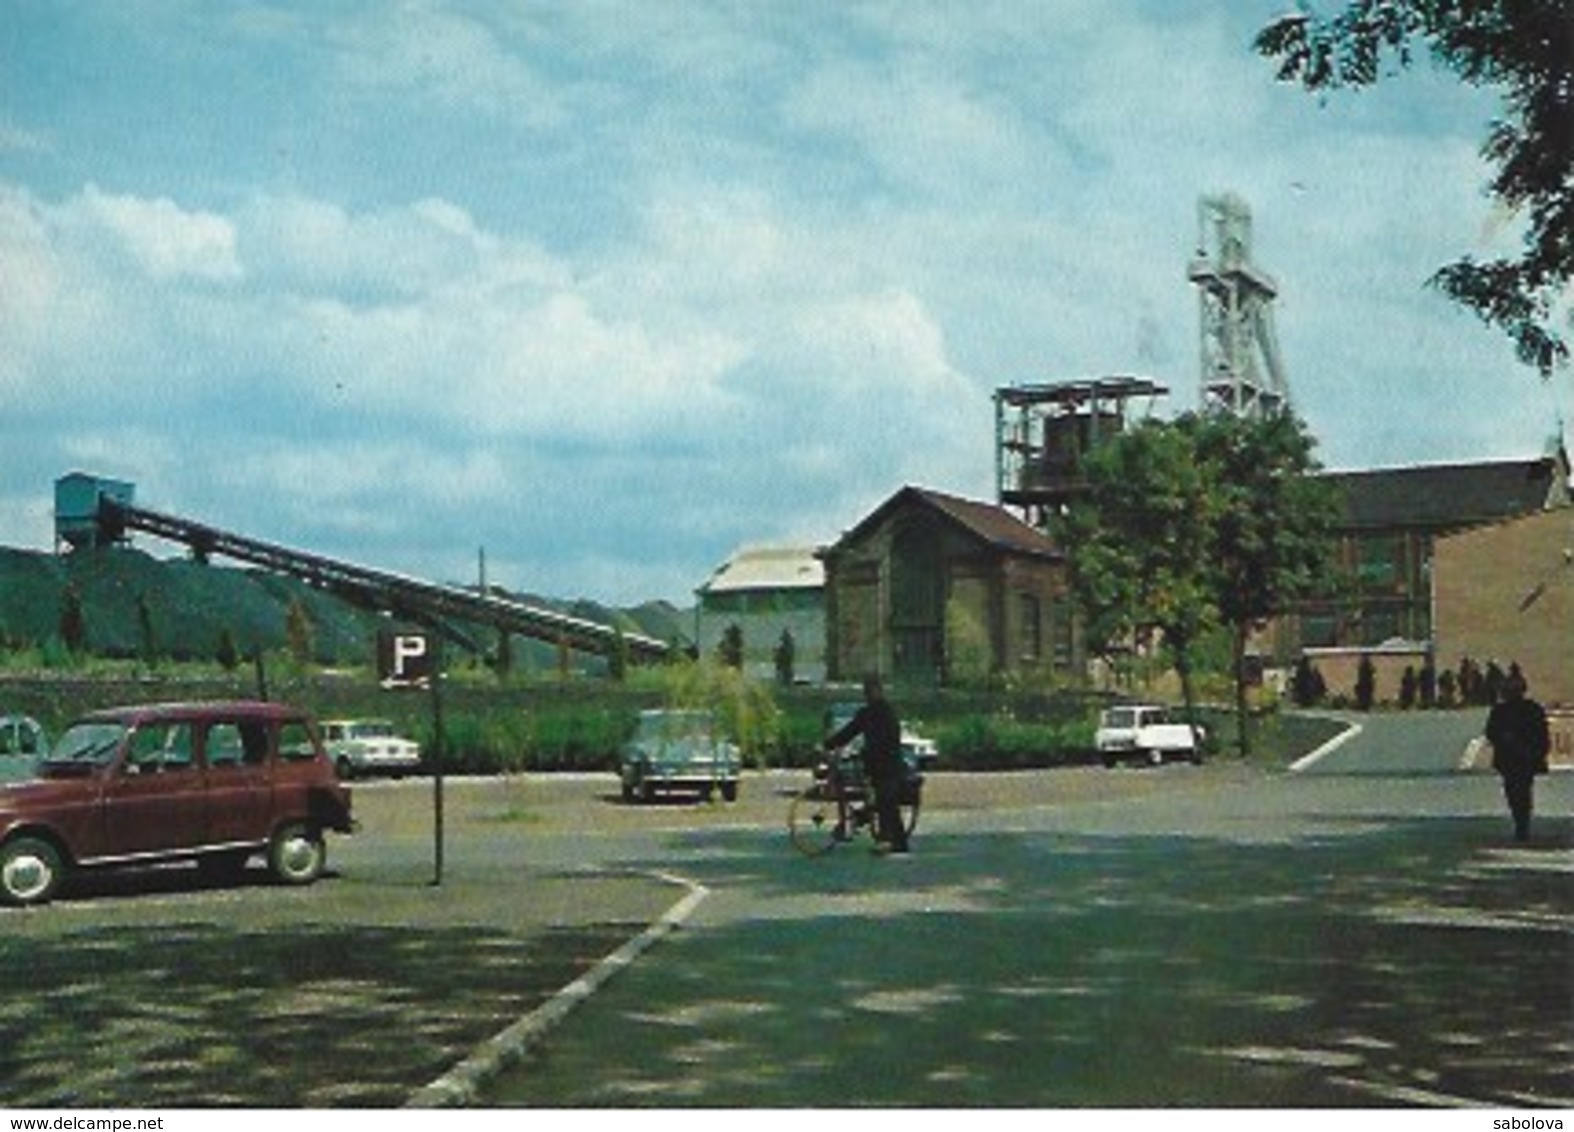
319, 719, 422, 779
1095, 704, 1204, 767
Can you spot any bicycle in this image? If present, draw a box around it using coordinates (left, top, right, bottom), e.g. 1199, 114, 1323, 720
787, 751, 923, 857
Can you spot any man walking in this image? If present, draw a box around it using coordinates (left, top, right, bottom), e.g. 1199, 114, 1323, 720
1484, 669, 1551, 843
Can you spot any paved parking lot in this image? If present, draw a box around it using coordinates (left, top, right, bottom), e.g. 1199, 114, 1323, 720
5, 730, 1569, 1109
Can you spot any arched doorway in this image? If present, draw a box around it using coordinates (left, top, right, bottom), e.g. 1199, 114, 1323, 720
889, 518, 943, 683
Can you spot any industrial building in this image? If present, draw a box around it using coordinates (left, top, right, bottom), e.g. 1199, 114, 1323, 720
693, 545, 826, 683
820, 486, 1074, 686
1275, 447, 1571, 705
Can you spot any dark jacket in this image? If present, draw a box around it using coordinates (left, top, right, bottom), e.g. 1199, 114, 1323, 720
1486, 696, 1551, 778
829, 699, 903, 780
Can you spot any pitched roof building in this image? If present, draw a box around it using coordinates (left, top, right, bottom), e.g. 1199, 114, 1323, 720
695, 545, 826, 683
821, 486, 1074, 686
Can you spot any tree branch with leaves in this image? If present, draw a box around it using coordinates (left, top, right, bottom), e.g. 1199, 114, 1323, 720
1257, 1, 1573, 376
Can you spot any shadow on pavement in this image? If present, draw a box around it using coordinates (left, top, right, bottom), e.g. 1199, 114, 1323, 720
494, 813, 1572, 1108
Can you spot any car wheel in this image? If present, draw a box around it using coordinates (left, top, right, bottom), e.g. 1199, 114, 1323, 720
268, 822, 326, 886
1143, 748, 1163, 767
335, 757, 354, 780
1100, 753, 1118, 769
720, 781, 739, 802
0, 836, 65, 906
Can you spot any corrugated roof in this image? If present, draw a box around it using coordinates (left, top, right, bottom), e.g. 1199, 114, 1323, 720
697, 545, 825, 594
1322, 454, 1567, 530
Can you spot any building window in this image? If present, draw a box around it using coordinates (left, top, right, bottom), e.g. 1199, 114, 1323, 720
1018, 593, 1042, 661
1301, 610, 1340, 649
1051, 597, 1075, 669
1356, 536, 1404, 592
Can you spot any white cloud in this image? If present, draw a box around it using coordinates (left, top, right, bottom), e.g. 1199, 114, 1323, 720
74, 185, 241, 283
329, 1, 564, 127
3, 2, 1564, 605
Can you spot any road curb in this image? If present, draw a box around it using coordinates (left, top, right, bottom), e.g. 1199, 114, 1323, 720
405, 869, 710, 1108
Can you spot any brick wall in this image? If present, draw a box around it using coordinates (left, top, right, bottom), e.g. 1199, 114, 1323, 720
1434, 509, 1573, 708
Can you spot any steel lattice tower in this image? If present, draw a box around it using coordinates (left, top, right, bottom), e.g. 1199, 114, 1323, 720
1187, 193, 1289, 418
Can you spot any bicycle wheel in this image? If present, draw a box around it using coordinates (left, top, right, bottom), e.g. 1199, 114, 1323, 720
788, 786, 843, 857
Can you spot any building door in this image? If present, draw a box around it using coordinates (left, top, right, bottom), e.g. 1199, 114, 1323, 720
890, 519, 943, 683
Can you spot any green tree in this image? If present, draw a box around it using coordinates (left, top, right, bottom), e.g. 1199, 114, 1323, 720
59, 583, 87, 656
718, 623, 744, 670
495, 627, 515, 677
944, 594, 993, 689
284, 597, 314, 671
135, 592, 159, 670
1355, 654, 1377, 711
608, 629, 629, 683
1256, 2, 1573, 375
1192, 411, 1338, 756
773, 628, 795, 686
216, 626, 241, 672
1057, 419, 1218, 739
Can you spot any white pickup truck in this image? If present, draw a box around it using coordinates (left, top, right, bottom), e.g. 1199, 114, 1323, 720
1095, 704, 1204, 767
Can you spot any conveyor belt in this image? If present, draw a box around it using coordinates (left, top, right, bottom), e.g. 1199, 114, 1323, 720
97, 497, 670, 662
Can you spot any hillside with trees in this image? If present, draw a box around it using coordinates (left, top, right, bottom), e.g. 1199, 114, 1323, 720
0, 545, 690, 672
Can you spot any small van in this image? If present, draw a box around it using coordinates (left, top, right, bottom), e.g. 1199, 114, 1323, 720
0, 701, 354, 906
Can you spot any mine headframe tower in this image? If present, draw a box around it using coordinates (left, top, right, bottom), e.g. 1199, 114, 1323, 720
1187, 192, 1289, 419
995, 375, 1168, 530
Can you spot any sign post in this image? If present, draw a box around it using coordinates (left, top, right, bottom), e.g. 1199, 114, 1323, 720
377, 629, 445, 885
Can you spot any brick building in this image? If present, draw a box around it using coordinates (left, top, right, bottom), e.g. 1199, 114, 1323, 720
1434, 507, 1572, 707
1288, 446, 1570, 704
820, 486, 1075, 686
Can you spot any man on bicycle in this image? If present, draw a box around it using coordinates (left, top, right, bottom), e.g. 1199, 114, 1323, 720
824, 673, 909, 854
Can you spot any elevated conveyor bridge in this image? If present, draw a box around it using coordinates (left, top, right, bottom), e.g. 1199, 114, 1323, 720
55, 472, 670, 663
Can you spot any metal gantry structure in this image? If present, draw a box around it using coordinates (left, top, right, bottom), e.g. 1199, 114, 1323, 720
1187, 192, 1289, 419
54, 473, 670, 664
994, 376, 1168, 529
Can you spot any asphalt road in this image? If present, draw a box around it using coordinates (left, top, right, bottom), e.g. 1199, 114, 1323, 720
472, 712, 1572, 1108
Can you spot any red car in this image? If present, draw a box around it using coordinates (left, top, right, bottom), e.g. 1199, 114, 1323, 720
0, 701, 354, 906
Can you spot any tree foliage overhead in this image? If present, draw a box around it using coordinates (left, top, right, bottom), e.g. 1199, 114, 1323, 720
1256, 1, 1573, 376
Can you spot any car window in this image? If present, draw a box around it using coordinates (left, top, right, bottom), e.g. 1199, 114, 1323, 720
637, 712, 711, 741
126, 722, 195, 774
279, 721, 318, 762
0, 719, 42, 757
204, 721, 268, 769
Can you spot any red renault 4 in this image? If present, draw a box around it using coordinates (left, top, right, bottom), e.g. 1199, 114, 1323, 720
0, 701, 354, 906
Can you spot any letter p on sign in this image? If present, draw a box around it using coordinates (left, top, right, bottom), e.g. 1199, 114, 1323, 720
378, 630, 434, 690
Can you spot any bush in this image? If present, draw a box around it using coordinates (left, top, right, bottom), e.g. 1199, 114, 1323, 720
932, 714, 1097, 770
419, 704, 636, 774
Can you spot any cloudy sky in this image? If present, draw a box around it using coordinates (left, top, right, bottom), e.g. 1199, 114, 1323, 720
2, 2, 1568, 606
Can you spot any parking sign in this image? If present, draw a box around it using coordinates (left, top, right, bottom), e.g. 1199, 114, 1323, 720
377, 630, 434, 690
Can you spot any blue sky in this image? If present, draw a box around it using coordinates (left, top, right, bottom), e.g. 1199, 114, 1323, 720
2, 2, 1568, 606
